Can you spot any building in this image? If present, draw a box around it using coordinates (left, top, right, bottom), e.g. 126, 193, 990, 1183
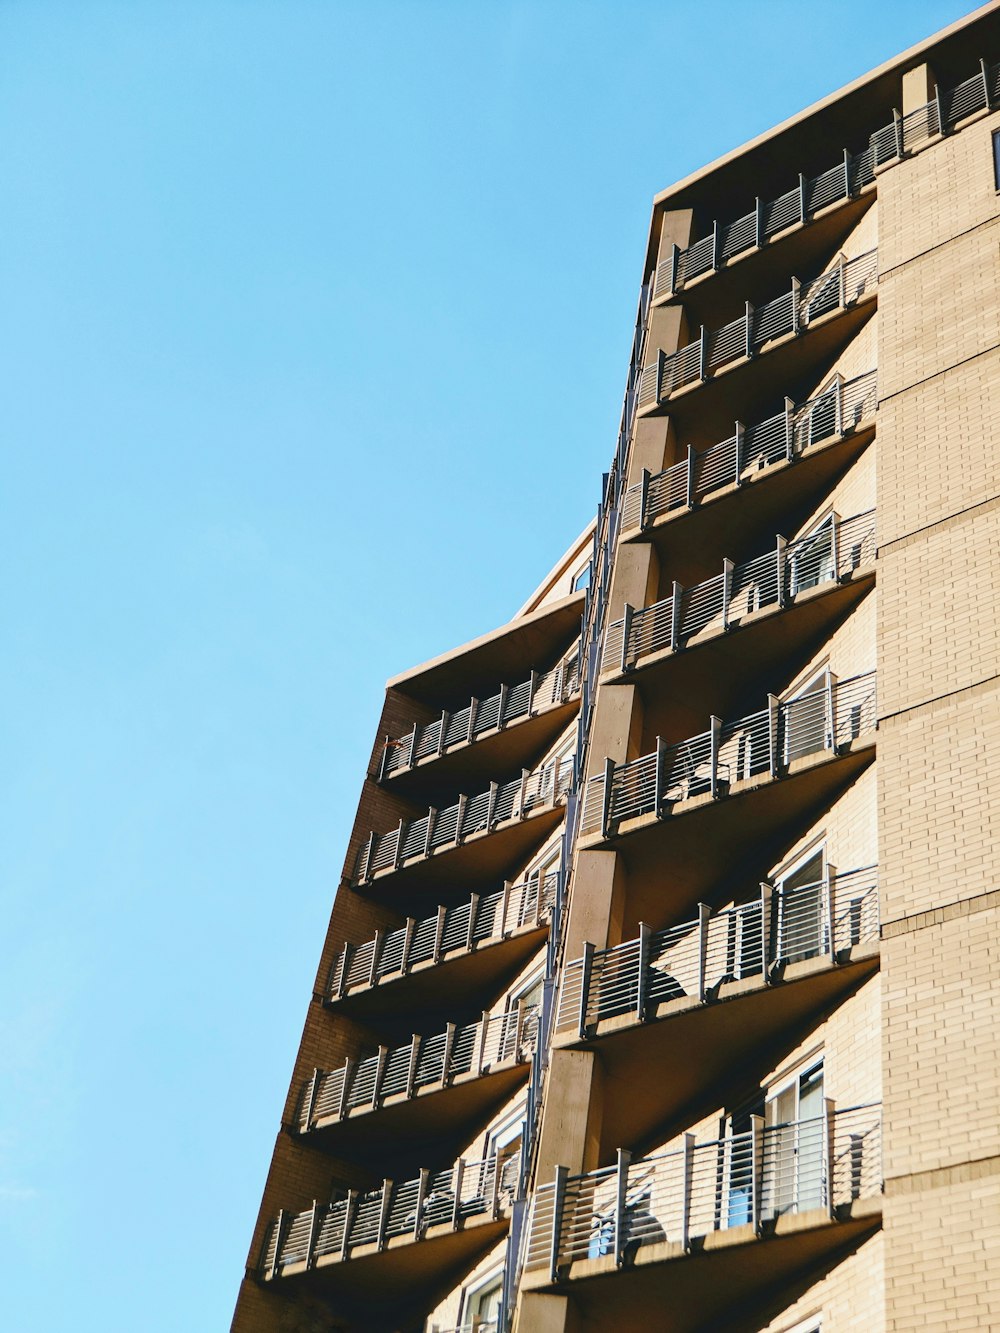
232, 5, 1000, 1331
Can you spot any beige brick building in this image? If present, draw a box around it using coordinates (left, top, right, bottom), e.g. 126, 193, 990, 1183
232, 6, 1000, 1331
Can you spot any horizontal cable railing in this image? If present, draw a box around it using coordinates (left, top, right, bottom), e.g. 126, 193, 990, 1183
327, 872, 557, 999
556, 865, 878, 1036
621, 369, 877, 532
639, 250, 877, 408
525, 1105, 881, 1277
261, 1149, 522, 1279
297, 1007, 538, 1132
580, 671, 876, 838
380, 645, 582, 781
354, 752, 574, 884
655, 56, 1000, 297
603, 509, 876, 673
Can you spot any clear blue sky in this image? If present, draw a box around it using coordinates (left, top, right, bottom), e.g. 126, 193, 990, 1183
0, 2, 975, 1328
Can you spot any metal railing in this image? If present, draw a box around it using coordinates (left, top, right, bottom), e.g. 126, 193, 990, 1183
603, 509, 876, 673
297, 1007, 538, 1133
621, 369, 876, 532
354, 752, 574, 884
261, 1149, 521, 1279
380, 646, 581, 781
525, 1105, 881, 1278
639, 250, 877, 408
556, 865, 878, 1036
579, 671, 876, 838
655, 56, 1000, 297
327, 873, 558, 999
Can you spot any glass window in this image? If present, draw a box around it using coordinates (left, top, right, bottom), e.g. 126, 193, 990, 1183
993, 128, 1000, 189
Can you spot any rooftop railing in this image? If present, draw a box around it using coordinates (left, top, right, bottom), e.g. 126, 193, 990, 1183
656, 56, 1000, 297
579, 671, 876, 839
297, 1007, 537, 1133
327, 872, 557, 999
261, 1149, 521, 1280
603, 509, 876, 674
524, 1105, 881, 1279
354, 752, 574, 885
639, 250, 877, 410
621, 369, 877, 533
379, 646, 581, 781
556, 864, 878, 1038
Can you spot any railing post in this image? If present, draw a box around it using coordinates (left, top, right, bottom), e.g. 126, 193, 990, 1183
698, 325, 708, 382
405, 1034, 421, 1098
334, 944, 351, 999
636, 922, 652, 1022
893, 107, 904, 159
371, 1045, 390, 1109
549, 1166, 569, 1283
734, 420, 745, 484
620, 602, 634, 674
489, 1152, 502, 1219
360, 831, 376, 883
838, 253, 847, 309
441, 1022, 457, 1084
391, 817, 406, 870
407, 723, 420, 770
722, 559, 735, 630
340, 1190, 358, 1260
711, 218, 721, 272
377, 734, 392, 782
669, 582, 684, 652
669, 242, 680, 295
744, 301, 754, 359
337, 1057, 354, 1120
767, 694, 781, 778
934, 81, 946, 137
466, 696, 479, 744
776, 535, 789, 608
413, 1169, 430, 1240
825, 862, 838, 962
755, 196, 764, 248
709, 716, 722, 798
578, 942, 596, 1038
514, 996, 528, 1060
830, 509, 842, 581
614, 1148, 633, 1266
451, 1159, 467, 1229
760, 883, 773, 983
843, 147, 853, 199
519, 766, 530, 817
302, 1068, 321, 1132
654, 734, 668, 816
432, 904, 447, 963
825, 671, 838, 752
983, 57, 994, 112
790, 277, 801, 333
476, 1010, 491, 1075
269, 1210, 286, 1279
685, 444, 697, 509
638, 466, 651, 530
486, 781, 499, 831
400, 917, 417, 973
750, 1116, 765, 1232
423, 808, 437, 857
601, 756, 616, 837
696, 903, 710, 1001
376, 1179, 393, 1251
526, 669, 537, 716
681, 1133, 695, 1251
499, 880, 512, 935
798, 171, 808, 224
455, 793, 468, 843
655, 347, 667, 405
369, 929, 387, 985
466, 891, 480, 949
497, 683, 510, 730
784, 396, 796, 460
437, 708, 449, 757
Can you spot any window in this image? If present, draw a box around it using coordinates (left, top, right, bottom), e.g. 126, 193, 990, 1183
774, 846, 827, 963
460, 1272, 503, 1332
572, 562, 592, 593
783, 668, 833, 762
788, 514, 837, 596
993, 128, 1000, 189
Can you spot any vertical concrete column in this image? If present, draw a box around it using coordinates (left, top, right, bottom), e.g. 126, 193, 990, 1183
902, 63, 934, 117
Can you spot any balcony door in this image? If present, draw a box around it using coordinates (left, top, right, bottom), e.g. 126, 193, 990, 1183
788, 514, 836, 596
783, 668, 832, 764
775, 848, 826, 964
764, 1063, 825, 1218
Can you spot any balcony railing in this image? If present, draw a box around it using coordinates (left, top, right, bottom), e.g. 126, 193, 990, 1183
261, 1150, 521, 1280
524, 1105, 881, 1279
556, 864, 878, 1037
379, 645, 581, 781
656, 57, 1000, 297
580, 671, 876, 839
297, 1007, 538, 1132
354, 753, 574, 884
621, 369, 876, 532
603, 509, 876, 673
327, 873, 557, 999
639, 250, 877, 409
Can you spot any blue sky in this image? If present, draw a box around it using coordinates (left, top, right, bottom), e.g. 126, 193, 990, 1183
0, 2, 976, 1328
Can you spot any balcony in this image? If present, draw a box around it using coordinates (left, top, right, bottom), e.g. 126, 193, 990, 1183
294, 1009, 536, 1170
379, 644, 580, 797
325, 874, 555, 1032
577, 674, 877, 928
521, 1106, 881, 1331
353, 753, 573, 897
602, 510, 876, 717
620, 371, 876, 582
553, 867, 879, 1154
259, 1152, 518, 1324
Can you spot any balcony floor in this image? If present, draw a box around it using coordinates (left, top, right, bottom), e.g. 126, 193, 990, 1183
556, 943, 878, 1158
521, 1202, 880, 1333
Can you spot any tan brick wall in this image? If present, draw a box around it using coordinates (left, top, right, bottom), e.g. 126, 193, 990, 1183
756, 1228, 884, 1333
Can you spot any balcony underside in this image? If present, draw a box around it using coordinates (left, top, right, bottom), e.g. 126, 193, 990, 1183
618, 572, 875, 739
264, 1215, 508, 1332
300, 1063, 529, 1176
560, 944, 878, 1158
523, 1204, 880, 1333
640, 298, 876, 453
385, 698, 579, 803
327, 923, 548, 1038
623, 424, 875, 587
387, 590, 584, 710
663, 191, 876, 329
361, 806, 565, 908
582, 741, 874, 937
